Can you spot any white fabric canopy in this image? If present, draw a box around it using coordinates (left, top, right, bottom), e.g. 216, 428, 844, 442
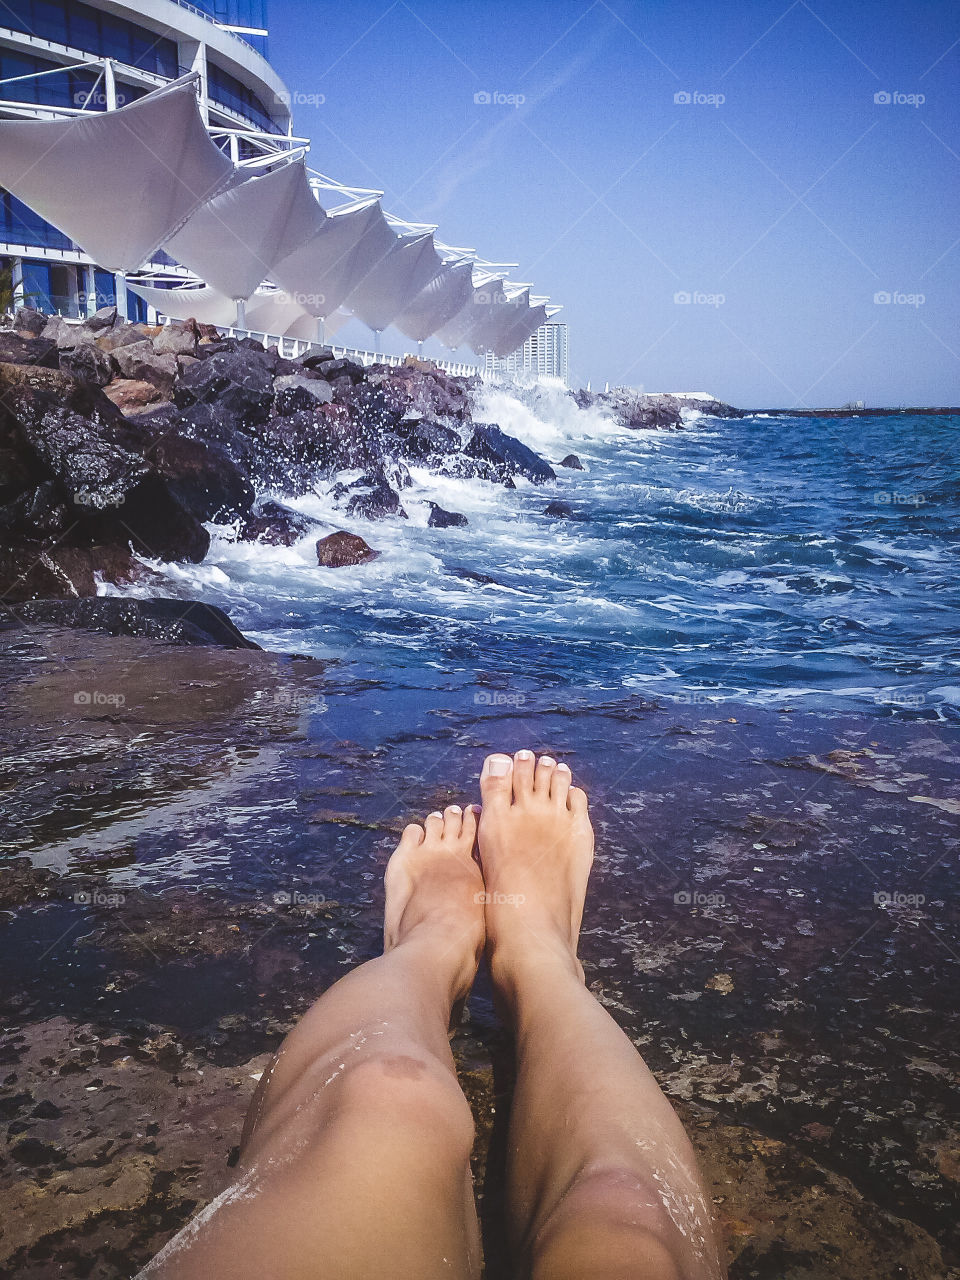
344, 230, 443, 334
392, 260, 475, 343
126, 281, 238, 326
0, 74, 235, 270
435, 273, 507, 350
490, 302, 549, 358
164, 159, 323, 301
271, 198, 397, 319
464, 284, 529, 355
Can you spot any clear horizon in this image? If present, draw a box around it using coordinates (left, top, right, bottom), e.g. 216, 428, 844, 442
269, 0, 959, 406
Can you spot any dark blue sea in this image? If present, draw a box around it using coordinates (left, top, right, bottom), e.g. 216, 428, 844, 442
131, 386, 960, 718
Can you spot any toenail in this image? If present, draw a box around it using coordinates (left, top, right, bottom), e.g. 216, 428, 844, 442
516, 749, 533, 760
448, 805, 462, 813
429, 811, 443, 818
540, 756, 557, 767
487, 755, 512, 777
557, 762, 571, 772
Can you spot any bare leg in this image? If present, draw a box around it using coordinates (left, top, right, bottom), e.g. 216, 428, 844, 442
138, 804, 485, 1280
479, 751, 724, 1280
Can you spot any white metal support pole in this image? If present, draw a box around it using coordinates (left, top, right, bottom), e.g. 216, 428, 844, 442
235, 299, 246, 328
83, 263, 96, 316
104, 58, 117, 111
11, 257, 24, 309
114, 274, 128, 320
229, 134, 240, 164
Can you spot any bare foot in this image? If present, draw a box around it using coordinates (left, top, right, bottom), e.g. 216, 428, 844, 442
384, 804, 486, 1006
477, 751, 594, 986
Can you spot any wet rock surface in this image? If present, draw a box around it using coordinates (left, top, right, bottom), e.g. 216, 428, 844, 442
0, 631, 957, 1277
1, 309, 570, 597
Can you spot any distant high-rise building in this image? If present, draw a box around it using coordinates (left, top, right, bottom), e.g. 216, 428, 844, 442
484, 321, 568, 383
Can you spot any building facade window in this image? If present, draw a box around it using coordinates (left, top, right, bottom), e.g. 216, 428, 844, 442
3, 0, 179, 78
191, 0, 269, 57
206, 60, 277, 133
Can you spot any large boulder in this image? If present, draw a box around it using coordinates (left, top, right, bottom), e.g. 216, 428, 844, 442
428, 502, 468, 528
239, 500, 318, 546
464, 423, 556, 484
11, 597, 260, 648
174, 349, 275, 428
316, 531, 380, 567
96, 323, 156, 354
0, 362, 210, 564
102, 378, 170, 416
273, 373, 334, 414
153, 320, 199, 357
387, 414, 461, 463
59, 342, 114, 386
13, 307, 47, 338
345, 473, 407, 520
559, 453, 584, 470
0, 543, 138, 601
572, 388, 684, 429
0, 332, 59, 368
146, 433, 254, 523
109, 340, 177, 396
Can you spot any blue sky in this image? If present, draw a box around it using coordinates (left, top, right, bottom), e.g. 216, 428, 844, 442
270, 1, 959, 405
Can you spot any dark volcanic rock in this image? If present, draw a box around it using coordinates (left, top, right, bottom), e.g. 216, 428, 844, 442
316, 531, 380, 567
0, 544, 138, 601
10, 598, 260, 648
147, 433, 253, 523
239, 500, 317, 546
544, 500, 575, 519
559, 453, 584, 470
464, 422, 556, 484
0, 332, 58, 369
428, 502, 468, 528
345, 474, 407, 520
174, 350, 275, 428
389, 415, 462, 462
13, 306, 47, 337
109, 340, 177, 396
59, 342, 114, 386
0, 363, 209, 567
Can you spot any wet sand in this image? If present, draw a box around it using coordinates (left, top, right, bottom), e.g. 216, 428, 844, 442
1, 625, 958, 1278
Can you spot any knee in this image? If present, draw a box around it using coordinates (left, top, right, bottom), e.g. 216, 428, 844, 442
529, 1167, 686, 1280
332, 1048, 476, 1155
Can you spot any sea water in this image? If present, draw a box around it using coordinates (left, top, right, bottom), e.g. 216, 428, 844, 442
128, 384, 960, 718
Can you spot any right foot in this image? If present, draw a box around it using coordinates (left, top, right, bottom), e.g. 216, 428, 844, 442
477, 751, 594, 985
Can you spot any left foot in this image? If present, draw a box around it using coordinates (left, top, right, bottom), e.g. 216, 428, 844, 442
384, 805, 485, 1004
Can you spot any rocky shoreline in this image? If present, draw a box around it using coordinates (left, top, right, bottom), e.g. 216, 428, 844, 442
0, 305, 728, 615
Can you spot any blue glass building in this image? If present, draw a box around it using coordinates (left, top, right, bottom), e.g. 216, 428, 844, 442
0, 0, 293, 319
